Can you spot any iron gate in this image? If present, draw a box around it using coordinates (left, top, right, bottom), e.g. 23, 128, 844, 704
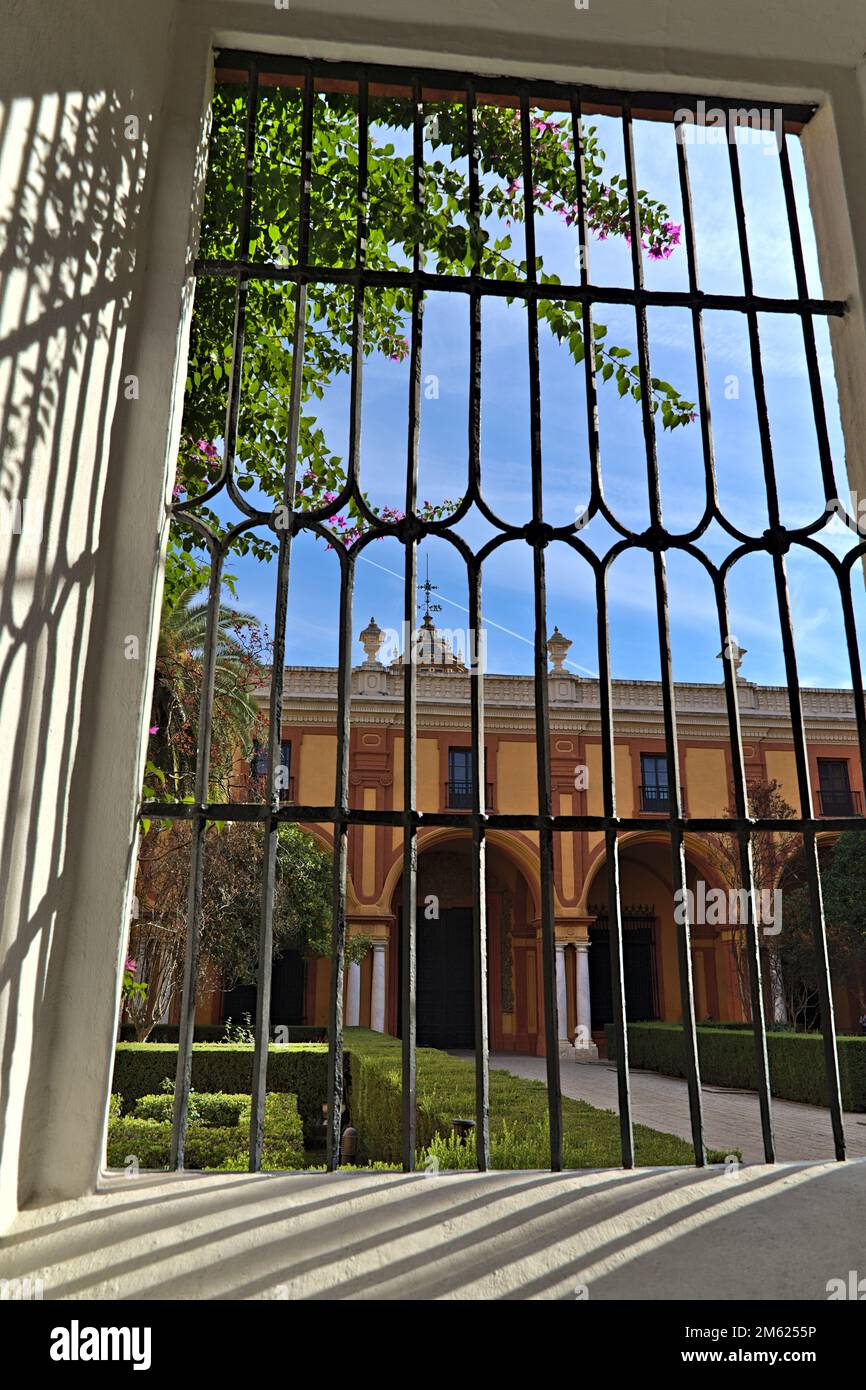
141, 49, 863, 1173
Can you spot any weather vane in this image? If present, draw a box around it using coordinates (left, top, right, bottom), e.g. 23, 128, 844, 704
418, 556, 442, 622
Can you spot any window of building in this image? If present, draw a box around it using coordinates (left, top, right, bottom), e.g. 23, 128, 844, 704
640, 754, 670, 812
817, 758, 858, 816
447, 746, 491, 810
250, 739, 293, 802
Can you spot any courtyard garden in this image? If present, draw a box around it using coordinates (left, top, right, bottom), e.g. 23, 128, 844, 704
109, 1028, 738, 1171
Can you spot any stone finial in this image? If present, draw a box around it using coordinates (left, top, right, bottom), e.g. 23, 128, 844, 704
359, 616, 385, 667
547, 625, 572, 673
717, 639, 748, 680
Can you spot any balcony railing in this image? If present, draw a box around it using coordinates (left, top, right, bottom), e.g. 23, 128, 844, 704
446, 780, 494, 811
638, 783, 684, 814
817, 788, 862, 817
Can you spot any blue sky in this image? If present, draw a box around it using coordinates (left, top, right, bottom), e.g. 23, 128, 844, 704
205, 109, 864, 692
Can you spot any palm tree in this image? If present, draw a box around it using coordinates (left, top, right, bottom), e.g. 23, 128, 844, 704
149, 584, 265, 798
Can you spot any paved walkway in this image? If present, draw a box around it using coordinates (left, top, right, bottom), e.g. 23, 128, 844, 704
467, 1053, 866, 1164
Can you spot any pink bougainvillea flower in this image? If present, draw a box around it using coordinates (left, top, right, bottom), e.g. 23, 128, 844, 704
149, 725, 159, 736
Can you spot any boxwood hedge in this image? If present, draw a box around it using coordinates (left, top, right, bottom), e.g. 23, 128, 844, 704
112, 1043, 330, 1144
112, 1032, 741, 1168
604, 1022, 866, 1110
106, 1091, 304, 1170
117, 1025, 326, 1044
343, 1028, 737, 1167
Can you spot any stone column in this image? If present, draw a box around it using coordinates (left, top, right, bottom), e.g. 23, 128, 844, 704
346, 959, 361, 1028
574, 943, 598, 1060
555, 944, 569, 1043
370, 942, 387, 1033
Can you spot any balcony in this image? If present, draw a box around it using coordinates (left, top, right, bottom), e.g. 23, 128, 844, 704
638, 784, 685, 814
817, 788, 862, 817
446, 780, 494, 811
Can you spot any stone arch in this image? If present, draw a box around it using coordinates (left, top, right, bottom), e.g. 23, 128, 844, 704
385, 828, 543, 1051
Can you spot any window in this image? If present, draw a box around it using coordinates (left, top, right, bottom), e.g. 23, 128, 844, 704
447, 747, 491, 810
640, 754, 670, 813
817, 758, 859, 816
250, 739, 293, 803
145, 49, 859, 1176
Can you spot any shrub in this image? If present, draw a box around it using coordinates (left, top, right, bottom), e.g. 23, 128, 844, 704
112, 1043, 330, 1143
117, 1024, 326, 1044
106, 1092, 303, 1170
344, 1028, 737, 1167
133, 1091, 247, 1128
605, 1022, 866, 1110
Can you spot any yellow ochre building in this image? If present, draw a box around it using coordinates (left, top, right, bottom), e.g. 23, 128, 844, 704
212, 614, 865, 1055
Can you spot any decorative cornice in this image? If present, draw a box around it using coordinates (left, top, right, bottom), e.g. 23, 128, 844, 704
259, 667, 865, 741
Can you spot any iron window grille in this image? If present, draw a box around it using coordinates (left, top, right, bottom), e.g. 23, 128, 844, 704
140, 49, 866, 1175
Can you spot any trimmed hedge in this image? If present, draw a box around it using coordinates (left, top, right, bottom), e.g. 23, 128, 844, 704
343, 1028, 738, 1167
112, 1044, 330, 1144
106, 1091, 304, 1170
605, 1023, 866, 1111
117, 1024, 326, 1044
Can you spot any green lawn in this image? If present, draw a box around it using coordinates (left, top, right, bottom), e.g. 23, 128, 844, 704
344, 1029, 738, 1167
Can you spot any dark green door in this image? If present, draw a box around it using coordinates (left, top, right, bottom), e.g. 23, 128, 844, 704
588, 924, 657, 1029
416, 907, 475, 1048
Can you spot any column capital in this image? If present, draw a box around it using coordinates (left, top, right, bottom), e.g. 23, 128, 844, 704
348, 915, 392, 943
554, 916, 595, 945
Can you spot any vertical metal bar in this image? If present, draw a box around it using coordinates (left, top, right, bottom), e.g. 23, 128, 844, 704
466, 81, 491, 1171
728, 137, 845, 1160
521, 89, 563, 1171
778, 139, 866, 794
777, 137, 841, 506
326, 74, 367, 1171
401, 76, 425, 1172
171, 61, 260, 1170
596, 575, 634, 1167
572, 90, 633, 1165
716, 582, 776, 1163
675, 113, 775, 1163
248, 65, 314, 1170
326, 551, 355, 1168
775, 564, 846, 1159
622, 98, 705, 1164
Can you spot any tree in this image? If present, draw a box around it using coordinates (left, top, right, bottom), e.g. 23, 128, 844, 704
147, 581, 268, 802
706, 780, 799, 1022
130, 821, 365, 1041
777, 832, 866, 1030
171, 83, 697, 571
